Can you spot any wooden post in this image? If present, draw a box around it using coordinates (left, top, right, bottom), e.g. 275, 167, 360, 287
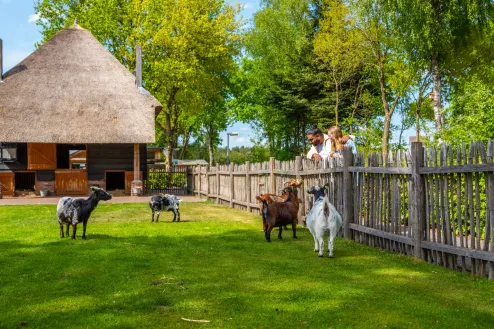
197, 165, 202, 199
487, 141, 494, 280
269, 157, 276, 194
134, 144, 140, 181
206, 165, 210, 200
246, 161, 251, 212
343, 147, 354, 239
295, 156, 304, 225
130, 143, 142, 196
215, 165, 220, 204
229, 163, 234, 208
410, 142, 425, 259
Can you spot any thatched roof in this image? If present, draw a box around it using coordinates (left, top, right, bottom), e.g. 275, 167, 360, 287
0, 23, 161, 144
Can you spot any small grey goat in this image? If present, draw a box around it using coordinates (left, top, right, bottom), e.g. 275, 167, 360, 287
57, 186, 112, 239
149, 194, 182, 222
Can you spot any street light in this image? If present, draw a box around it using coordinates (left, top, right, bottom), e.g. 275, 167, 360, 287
226, 132, 238, 165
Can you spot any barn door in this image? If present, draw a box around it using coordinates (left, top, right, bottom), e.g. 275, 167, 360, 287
28, 143, 56, 170
0, 172, 15, 197
125, 171, 142, 194
55, 170, 88, 195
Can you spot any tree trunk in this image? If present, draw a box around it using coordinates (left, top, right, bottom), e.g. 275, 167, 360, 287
208, 126, 215, 167
416, 97, 422, 141
382, 113, 391, 161
431, 53, 444, 132
164, 111, 173, 172
333, 72, 339, 125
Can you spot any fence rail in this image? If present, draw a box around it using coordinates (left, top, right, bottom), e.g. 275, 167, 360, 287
192, 141, 494, 279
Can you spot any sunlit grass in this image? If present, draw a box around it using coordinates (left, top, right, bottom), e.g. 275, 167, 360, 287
0, 202, 493, 328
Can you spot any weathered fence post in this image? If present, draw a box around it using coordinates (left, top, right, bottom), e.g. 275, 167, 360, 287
269, 157, 276, 194
246, 161, 251, 213
206, 165, 210, 200
197, 165, 201, 199
410, 142, 425, 259
487, 140, 494, 280
229, 163, 234, 208
295, 156, 304, 225
187, 167, 193, 195
343, 147, 354, 239
215, 165, 220, 204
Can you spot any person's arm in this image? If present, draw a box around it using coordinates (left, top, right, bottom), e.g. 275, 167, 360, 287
307, 145, 317, 160
346, 140, 358, 154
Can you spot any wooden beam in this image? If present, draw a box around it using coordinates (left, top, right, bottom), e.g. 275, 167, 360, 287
134, 144, 140, 181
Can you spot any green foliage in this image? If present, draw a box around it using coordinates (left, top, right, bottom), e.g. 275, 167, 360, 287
439, 74, 494, 146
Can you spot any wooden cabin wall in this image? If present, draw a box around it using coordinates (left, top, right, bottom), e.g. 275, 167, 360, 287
87, 144, 147, 183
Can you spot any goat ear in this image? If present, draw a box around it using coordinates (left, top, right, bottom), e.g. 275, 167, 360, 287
255, 196, 262, 201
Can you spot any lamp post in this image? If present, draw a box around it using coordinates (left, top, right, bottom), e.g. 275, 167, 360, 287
226, 132, 238, 165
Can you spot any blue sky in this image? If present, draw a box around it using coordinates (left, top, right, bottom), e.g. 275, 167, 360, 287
0, 0, 413, 149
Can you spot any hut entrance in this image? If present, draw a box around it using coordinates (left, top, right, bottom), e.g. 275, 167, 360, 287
106, 171, 125, 192
57, 144, 87, 169
15, 172, 35, 192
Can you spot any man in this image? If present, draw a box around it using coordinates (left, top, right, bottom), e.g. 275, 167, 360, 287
306, 125, 330, 162
306, 125, 353, 162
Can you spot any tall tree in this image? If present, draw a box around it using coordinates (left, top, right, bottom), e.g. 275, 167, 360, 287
380, 0, 494, 134
351, 0, 412, 160
314, 0, 366, 125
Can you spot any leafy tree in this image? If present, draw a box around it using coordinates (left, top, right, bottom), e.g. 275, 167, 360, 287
379, 0, 494, 134
314, 0, 366, 125
351, 0, 412, 160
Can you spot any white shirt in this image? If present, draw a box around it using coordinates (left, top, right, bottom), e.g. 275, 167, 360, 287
306, 134, 331, 160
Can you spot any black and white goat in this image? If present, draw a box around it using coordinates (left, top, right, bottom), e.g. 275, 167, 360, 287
57, 186, 112, 240
149, 194, 182, 222
306, 184, 342, 257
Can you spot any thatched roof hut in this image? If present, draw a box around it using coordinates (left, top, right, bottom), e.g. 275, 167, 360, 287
0, 23, 161, 144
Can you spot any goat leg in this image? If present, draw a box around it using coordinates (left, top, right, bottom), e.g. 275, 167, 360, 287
278, 226, 283, 239
328, 231, 336, 258
59, 223, 64, 238
65, 224, 70, 238
82, 221, 87, 240
172, 210, 177, 222
71, 224, 77, 240
177, 210, 180, 222
151, 210, 155, 222
292, 220, 297, 239
317, 236, 324, 257
155, 211, 160, 223
265, 225, 273, 242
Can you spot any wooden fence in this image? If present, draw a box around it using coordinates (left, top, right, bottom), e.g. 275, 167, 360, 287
192, 141, 494, 279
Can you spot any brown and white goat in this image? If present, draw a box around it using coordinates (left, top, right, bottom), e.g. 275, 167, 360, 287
256, 186, 299, 242
257, 179, 302, 231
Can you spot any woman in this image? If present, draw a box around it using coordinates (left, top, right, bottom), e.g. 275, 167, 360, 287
327, 126, 357, 158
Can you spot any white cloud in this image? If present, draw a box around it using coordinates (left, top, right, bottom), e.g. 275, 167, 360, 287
240, 127, 250, 132
28, 13, 40, 24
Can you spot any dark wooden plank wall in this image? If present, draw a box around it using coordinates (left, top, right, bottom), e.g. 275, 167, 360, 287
87, 144, 147, 182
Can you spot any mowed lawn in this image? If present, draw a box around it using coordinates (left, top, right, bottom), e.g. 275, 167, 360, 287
1, 202, 493, 329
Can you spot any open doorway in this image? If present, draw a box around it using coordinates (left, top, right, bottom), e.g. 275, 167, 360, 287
15, 172, 35, 195
57, 144, 87, 169
106, 171, 125, 192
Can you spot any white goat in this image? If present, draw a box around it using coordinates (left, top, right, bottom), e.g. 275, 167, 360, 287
306, 185, 343, 257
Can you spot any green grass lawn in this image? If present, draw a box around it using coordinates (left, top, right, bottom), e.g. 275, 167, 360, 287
1, 202, 493, 328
